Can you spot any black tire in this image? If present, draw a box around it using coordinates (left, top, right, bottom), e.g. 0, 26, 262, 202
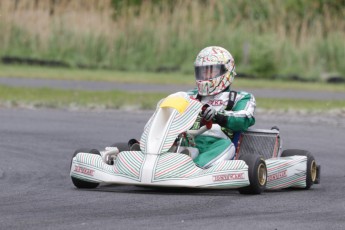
238, 154, 267, 195
281, 149, 318, 189
70, 148, 101, 189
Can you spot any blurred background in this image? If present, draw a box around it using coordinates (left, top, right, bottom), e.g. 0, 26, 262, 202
1, 3, 345, 230
0, 0, 344, 81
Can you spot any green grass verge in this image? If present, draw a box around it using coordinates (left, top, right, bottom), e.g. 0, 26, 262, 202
1, 85, 344, 112
1, 64, 345, 92
0, 85, 165, 110
257, 98, 345, 112
0, 64, 189, 84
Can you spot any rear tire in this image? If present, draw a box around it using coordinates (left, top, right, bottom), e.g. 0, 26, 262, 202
111, 139, 141, 151
238, 154, 267, 195
70, 148, 101, 189
281, 149, 318, 189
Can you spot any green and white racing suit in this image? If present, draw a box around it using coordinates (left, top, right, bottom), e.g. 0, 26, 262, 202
187, 88, 256, 168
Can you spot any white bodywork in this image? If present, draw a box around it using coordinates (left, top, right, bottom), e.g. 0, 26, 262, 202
70, 92, 308, 190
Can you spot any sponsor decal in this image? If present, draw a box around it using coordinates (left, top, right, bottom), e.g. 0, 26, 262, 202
74, 166, 94, 176
213, 173, 244, 182
208, 100, 224, 106
267, 170, 287, 182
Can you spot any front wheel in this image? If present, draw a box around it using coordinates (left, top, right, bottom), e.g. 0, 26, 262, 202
70, 148, 101, 189
238, 154, 267, 195
281, 149, 320, 189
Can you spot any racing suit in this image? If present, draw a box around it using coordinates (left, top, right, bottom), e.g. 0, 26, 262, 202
187, 87, 256, 168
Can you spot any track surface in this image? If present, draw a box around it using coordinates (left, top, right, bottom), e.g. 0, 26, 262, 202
0, 108, 344, 230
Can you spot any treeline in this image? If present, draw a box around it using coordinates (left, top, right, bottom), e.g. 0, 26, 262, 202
0, 0, 344, 80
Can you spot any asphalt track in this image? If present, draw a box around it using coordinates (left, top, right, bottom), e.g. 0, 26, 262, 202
0, 107, 344, 230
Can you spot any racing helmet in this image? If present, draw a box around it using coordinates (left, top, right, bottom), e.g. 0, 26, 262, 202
194, 46, 236, 96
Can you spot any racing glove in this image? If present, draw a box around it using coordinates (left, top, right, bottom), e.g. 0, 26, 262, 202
201, 105, 216, 121
213, 113, 227, 127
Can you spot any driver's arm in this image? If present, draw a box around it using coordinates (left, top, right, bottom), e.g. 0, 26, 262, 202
214, 92, 256, 131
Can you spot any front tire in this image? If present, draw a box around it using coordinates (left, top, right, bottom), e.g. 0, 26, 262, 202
238, 154, 267, 195
70, 148, 101, 189
281, 149, 319, 189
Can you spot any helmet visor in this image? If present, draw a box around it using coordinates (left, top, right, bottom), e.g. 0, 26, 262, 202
194, 64, 228, 81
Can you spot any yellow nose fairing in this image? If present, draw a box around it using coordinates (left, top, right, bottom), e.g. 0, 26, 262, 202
160, 95, 189, 114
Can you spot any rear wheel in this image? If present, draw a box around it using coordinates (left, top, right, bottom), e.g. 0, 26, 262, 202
111, 139, 140, 151
70, 148, 100, 189
281, 149, 319, 189
238, 154, 267, 195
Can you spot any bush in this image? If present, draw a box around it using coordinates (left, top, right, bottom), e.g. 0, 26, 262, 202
0, 0, 344, 80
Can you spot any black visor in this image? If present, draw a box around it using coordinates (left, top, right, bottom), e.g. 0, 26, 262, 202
194, 64, 228, 81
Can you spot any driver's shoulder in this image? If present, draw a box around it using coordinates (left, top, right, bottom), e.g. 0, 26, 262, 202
234, 90, 255, 101
218, 90, 254, 101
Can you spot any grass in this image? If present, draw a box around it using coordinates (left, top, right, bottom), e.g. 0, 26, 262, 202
0, 0, 344, 80
1, 64, 345, 92
0, 84, 344, 112
0, 64, 191, 85
257, 98, 345, 112
0, 85, 166, 110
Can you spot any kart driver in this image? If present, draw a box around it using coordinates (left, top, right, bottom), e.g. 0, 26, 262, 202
187, 46, 256, 168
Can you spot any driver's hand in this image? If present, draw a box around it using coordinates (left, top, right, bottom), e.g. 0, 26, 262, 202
201, 105, 216, 121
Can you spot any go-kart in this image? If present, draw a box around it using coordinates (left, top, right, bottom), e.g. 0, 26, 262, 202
70, 92, 320, 194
